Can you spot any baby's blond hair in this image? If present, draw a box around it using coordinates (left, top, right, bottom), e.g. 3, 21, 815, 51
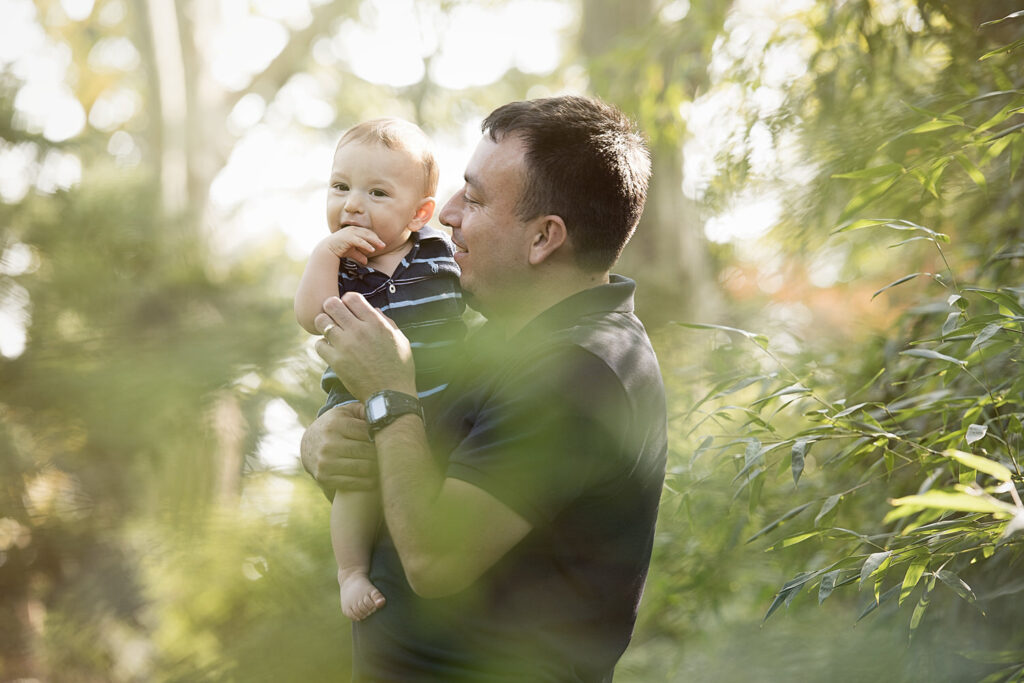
336, 118, 438, 197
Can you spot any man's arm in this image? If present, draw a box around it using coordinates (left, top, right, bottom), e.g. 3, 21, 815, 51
314, 293, 532, 598
370, 413, 531, 598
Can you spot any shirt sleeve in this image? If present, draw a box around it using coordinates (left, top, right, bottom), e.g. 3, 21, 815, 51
445, 343, 632, 526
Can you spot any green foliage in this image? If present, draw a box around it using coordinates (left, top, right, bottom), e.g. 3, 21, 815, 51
673, 6, 1024, 680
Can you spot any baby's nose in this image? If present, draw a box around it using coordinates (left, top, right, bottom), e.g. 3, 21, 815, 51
344, 194, 364, 212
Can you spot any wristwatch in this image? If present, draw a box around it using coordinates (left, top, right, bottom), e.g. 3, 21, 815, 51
365, 390, 423, 441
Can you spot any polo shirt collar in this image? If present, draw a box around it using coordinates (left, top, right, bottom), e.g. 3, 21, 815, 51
512, 274, 636, 341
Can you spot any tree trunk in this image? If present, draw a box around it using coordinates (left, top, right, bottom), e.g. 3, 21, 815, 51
579, 0, 720, 324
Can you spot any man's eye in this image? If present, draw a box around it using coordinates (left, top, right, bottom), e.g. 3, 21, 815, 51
463, 194, 478, 205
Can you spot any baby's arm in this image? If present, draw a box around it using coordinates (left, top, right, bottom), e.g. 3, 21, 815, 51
295, 227, 385, 334
331, 487, 386, 621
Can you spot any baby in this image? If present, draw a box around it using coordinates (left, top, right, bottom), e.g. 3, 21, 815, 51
295, 118, 465, 620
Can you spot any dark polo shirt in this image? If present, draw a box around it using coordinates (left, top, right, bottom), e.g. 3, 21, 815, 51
352, 275, 667, 682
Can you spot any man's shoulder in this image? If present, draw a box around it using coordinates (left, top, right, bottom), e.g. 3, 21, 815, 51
565, 310, 659, 376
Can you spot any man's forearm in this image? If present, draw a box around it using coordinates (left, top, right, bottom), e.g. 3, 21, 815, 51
371, 413, 452, 594
371, 413, 532, 598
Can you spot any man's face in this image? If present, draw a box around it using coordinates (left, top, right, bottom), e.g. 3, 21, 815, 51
326, 140, 429, 256
439, 134, 534, 316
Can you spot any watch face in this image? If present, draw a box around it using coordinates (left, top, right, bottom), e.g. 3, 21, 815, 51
366, 394, 387, 423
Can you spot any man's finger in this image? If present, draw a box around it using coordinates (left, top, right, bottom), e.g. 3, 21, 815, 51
325, 402, 370, 436
315, 311, 341, 335
337, 291, 382, 323
319, 457, 376, 478
314, 336, 339, 365
324, 294, 363, 325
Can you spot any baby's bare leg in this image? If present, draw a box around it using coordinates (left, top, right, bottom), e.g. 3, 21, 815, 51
331, 488, 385, 621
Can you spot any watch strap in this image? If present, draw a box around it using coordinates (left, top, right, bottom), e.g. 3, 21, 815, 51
365, 390, 423, 441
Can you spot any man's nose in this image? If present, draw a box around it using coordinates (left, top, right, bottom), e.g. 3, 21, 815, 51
438, 192, 461, 228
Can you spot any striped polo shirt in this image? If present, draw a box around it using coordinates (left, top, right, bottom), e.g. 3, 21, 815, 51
318, 225, 465, 416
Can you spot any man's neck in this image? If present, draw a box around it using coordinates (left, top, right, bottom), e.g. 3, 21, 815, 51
492, 270, 610, 338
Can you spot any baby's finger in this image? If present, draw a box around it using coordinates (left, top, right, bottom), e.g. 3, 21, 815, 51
346, 227, 386, 249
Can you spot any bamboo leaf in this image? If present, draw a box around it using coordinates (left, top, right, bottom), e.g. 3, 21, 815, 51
891, 490, 1017, 515
819, 570, 840, 604
838, 176, 899, 222
888, 236, 936, 248
980, 10, 1024, 27
909, 119, 961, 134
1012, 134, 1024, 181
974, 105, 1015, 134
941, 311, 961, 336
910, 575, 937, 636
768, 530, 824, 551
886, 219, 950, 241
693, 435, 714, 459
935, 569, 978, 604
923, 158, 949, 197
981, 37, 1024, 61
860, 551, 891, 586
858, 585, 899, 622
900, 558, 928, 606
763, 574, 815, 622
733, 439, 765, 483
675, 322, 770, 349
955, 153, 988, 190
832, 163, 903, 179
791, 438, 809, 485
831, 217, 894, 234
746, 502, 814, 543
965, 424, 989, 446
945, 448, 1011, 482
763, 590, 789, 623
751, 383, 811, 407
815, 494, 841, 527
872, 273, 930, 300
833, 402, 870, 419
900, 348, 967, 366
970, 323, 1003, 354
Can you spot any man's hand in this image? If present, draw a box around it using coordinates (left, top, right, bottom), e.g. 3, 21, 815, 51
322, 226, 386, 266
300, 402, 377, 491
314, 292, 417, 402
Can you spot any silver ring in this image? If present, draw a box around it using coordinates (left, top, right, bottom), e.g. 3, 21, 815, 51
322, 323, 336, 337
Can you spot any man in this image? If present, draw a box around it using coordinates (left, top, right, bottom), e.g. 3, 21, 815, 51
302, 95, 667, 682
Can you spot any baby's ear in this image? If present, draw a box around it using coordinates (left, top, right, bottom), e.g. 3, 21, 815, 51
409, 197, 436, 231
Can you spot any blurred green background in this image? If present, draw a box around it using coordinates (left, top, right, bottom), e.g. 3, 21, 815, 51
2, 0, 1023, 681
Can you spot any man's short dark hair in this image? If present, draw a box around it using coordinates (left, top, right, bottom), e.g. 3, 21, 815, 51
482, 96, 651, 272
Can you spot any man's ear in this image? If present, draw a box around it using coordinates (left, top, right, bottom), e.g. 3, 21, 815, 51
528, 215, 568, 265
409, 198, 436, 231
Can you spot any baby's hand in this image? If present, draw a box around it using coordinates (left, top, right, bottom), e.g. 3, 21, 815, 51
321, 226, 386, 266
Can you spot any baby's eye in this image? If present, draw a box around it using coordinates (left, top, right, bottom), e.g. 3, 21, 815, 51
332, 182, 349, 192
370, 189, 389, 198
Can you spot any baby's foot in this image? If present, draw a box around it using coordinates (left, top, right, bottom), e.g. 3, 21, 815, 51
339, 572, 386, 621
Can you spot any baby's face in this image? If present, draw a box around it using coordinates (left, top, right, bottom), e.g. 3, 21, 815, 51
326, 141, 430, 254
